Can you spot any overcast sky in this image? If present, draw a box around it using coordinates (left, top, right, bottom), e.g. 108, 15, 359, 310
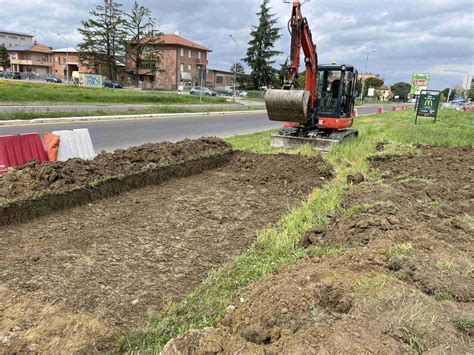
1, 0, 473, 88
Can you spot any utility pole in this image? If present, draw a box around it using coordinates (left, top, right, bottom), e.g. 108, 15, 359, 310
56, 33, 69, 83
229, 34, 238, 102
360, 49, 377, 101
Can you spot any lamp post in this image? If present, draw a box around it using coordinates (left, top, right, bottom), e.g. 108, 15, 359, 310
56, 33, 69, 83
229, 34, 238, 102
360, 49, 377, 101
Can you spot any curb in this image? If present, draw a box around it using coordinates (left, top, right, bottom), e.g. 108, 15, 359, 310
0, 110, 268, 126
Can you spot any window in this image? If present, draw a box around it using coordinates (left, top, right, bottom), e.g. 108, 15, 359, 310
180, 63, 184, 72
188, 49, 192, 58
20, 37, 25, 40
9, 35, 17, 39
216, 76, 224, 84
187, 64, 191, 71
0, 34, 5, 38
198, 51, 201, 60
180, 48, 184, 56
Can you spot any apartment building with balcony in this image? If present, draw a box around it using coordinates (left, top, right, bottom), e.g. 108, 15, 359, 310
126, 34, 211, 90
0, 30, 34, 48
7, 42, 54, 75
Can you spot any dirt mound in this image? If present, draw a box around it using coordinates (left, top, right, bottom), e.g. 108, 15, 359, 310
0, 151, 331, 353
164, 145, 473, 354
0, 137, 230, 201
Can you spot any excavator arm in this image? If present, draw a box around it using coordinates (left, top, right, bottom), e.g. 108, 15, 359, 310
286, 1, 318, 112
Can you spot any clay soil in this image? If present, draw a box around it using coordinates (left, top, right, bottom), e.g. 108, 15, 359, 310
163, 145, 474, 354
0, 151, 331, 353
0, 137, 230, 202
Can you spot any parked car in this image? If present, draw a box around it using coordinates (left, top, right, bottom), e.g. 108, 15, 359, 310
214, 87, 234, 96
4, 71, 21, 80
190, 86, 216, 96
45, 76, 62, 83
103, 80, 123, 89
443, 99, 467, 109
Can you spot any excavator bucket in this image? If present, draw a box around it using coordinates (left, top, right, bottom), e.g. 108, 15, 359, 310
265, 89, 310, 123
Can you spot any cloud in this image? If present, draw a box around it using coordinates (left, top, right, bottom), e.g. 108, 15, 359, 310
0, 0, 472, 89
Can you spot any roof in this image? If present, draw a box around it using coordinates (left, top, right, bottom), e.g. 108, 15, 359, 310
208, 68, 249, 76
52, 47, 78, 53
132, 34, 212, 52
0, 30, 34, 37
7, 43, 52, 53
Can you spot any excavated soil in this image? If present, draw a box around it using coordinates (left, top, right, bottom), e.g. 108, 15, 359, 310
0, 151, 332, 353
0, 137, 230, 201
163, 145, 474, 354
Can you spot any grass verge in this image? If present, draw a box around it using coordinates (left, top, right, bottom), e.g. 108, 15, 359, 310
119, 109, 473, 352
0, 80, 227, 105
0, 106, 265, 121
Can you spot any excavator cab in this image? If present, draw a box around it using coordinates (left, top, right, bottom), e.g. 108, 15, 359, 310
315, 65, 357, 121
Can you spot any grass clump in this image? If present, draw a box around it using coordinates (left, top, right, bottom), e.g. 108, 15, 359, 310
436, 259, 455, 271
355, 273, 395, 291
387, 242, 413, 261
453, 318, 474, 334
433, 287, 454, 301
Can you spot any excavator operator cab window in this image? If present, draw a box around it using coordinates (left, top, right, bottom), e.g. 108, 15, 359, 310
316, 66, 357, 119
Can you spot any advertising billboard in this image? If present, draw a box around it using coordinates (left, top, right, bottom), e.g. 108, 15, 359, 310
410, 73, 430, 95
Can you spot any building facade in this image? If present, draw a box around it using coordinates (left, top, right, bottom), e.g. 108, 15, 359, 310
0, 30, 34, 48
205, 69, 250, 89
52, 48, 94, 80
126, 34, 211, 90
7, 42, 53, 75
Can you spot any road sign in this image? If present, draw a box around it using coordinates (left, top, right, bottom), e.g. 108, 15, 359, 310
367, 87, 375, 97
411, 73, 430, 95
416, 90, 441, 124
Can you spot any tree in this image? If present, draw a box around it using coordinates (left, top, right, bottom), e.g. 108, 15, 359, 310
390, 82, 411, 100
125, 1, 162, 85
0, 45, 10, 71
244, 0, 282, 89
441, 87, 457, 102
467, 82, 474, 101
365, 77, 384, 89
78, 0, 127, 80
230, 62, 245, 74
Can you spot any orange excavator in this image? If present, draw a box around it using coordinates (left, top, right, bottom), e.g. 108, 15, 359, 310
265, 1, 358, 151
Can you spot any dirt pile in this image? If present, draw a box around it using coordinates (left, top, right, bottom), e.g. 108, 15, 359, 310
0, 151, 331, 353
163, 145, 474, 354
0, 137, 230, 201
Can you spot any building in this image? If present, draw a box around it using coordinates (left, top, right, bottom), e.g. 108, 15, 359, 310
7, 42, 54, 75
52, 48, 94, 80
205, 69, 250, 89
375, 85, 392, 101
358, 72, 384, 83
462, 75, 473, 91
0, 30, 34, 48
126, 33, 211, 90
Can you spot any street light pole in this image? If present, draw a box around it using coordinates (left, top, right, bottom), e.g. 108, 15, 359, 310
229, 34, 238, 102
56, 33, 69, 83
360, 49, 377, 101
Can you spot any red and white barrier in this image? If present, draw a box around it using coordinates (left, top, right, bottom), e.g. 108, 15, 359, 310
377, 107, 384, 114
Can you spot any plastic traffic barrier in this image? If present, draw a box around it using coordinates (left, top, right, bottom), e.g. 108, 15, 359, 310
0, 133, 49, 173
43, 132, 61, 162
52, 129, 95, 161
377, 107, 384, 114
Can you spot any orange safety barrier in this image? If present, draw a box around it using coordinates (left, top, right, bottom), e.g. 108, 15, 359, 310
43, 132, 61, 162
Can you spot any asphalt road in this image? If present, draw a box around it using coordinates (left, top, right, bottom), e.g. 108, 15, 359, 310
0, 104, 403, 153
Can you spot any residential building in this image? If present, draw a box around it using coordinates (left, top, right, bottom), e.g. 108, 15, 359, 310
52, 48, 94, 79
358, 72, 384, 83
205, 69, 250, 89
375, 85, 392, 101
7, 42, 53, 75
0, 30, 34, 48
126, 33, 211, 90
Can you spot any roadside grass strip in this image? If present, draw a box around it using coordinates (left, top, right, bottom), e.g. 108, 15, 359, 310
0, 80, 227, 105
119, 109, 473, 351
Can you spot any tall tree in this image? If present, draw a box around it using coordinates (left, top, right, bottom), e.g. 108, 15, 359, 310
391, 82, 411, 100
0, 45, 10, 71
365, 77, 384, 89
230, 62, 245, 74
78, 0, 127, 80
244, 0, 282, 89
125, 0, 162, 85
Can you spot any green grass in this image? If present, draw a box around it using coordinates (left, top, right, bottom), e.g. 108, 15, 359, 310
0, 106, 265, 121
453, 318, 474, 334
119, 109, 473, 352
387, 242, 413, 261
0, 80, 227, 104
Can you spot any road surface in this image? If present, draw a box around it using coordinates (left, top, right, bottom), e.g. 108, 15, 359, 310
0, 104, 402, 153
